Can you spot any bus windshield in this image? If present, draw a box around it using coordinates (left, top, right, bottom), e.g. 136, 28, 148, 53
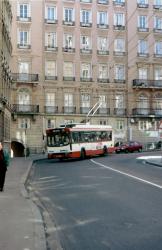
47, 130, 70, 147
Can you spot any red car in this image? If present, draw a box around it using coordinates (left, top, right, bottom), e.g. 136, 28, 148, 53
115, 141, 143, 153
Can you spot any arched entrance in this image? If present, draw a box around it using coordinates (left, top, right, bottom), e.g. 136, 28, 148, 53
11, 139, 25, 157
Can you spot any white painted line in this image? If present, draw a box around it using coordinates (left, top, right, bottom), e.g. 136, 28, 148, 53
91, 159, 162, 189
137, 156, 162, 160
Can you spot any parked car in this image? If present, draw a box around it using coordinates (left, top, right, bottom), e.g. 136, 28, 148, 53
115, 141, 143, 153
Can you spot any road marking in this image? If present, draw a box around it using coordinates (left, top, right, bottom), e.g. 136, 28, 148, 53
91, 159, 162, 189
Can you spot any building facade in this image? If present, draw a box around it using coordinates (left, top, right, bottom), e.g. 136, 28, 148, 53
10, 0, 162, 155
0, 0, 12, 149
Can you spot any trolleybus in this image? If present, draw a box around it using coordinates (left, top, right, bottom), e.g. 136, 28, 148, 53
46, 123, 115, 160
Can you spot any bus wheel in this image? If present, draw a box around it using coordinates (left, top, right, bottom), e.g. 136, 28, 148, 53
80, 149, 86, 160
102, 146, 108, 156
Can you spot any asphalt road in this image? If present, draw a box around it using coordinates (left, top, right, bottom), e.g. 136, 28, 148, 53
29, 152, 162, 250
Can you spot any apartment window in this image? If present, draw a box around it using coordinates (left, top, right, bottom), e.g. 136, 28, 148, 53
99, 64, 108, 79
47, 119, 55, 129
81, 63, 91, 78
138, 68, 147, 79
19, 62, 29, 81
18, 118, 30, 129
138, 40, 148, 54
81, 94, 90, 107
154, 16, 162, 30
137, 0, 148, 4
155, 41, 162, 55
115, 65, 125, 80
81, 36, 91, 49
137, 94, 149, 113
81, 10, 91, 24
154, 0, 162, 5
64, 62, 74, 77
45, 32, 56, 48
18, 30, 29, 47
97, 11, 108, 25
46, 6, 57, 21
64, 93, 73, 107
138, 16, 148, 28
99, 95, 107, 108
18, 89, 30, 111
64, 8, 74, 22
64, 34, 73, 48
115, 94, 124, 108
116, 120, 124, 130
46, 93, 55, 106
114, 13, 125, 26
98, 37, 108, 51
155, 67, 162, 80
139, 120, 148, 131
18, 4, 30, 19
45, 61, 56, 77
114, 38, 125, 52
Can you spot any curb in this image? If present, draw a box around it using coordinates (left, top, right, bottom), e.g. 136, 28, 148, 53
20, 157, 47, 250
146, 160, 162, 168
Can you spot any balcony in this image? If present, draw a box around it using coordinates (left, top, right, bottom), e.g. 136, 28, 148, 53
114, 79, 126, 84
12, 104, 39, 114
63, 106, 76, 114
97, 108, 110, 115
133, 79, 162, 88
80, 107, 91, 114
17, 16, 31, 22
12, 73, 39, 83
97, 24, 109, 29
114, 108, 127, 116
97, 50, 109, 55
113, 1, 125, 6
80, 48, 92, 54
44, 106, 58, 114
114, 25, 125, 31
133, 108, 162, 116
45, 19, 58, 24
154, 53, 162, 58
63, 47, 75, 53
63, 76, 75, 81
80, 0, 92, 3
97, 0, 109, 4
80, 22, 92, 27
17, 44, 31, 49
113, 51, 126, 56
45, 46, 58, 52
45, 76, 57, 81
97, 78, 109, 83
137, 27, 149, 32
137, 3, 149, 8
62, 20, 75, 26
153, 28, 162, 34
153, 5, 162, 10
80, 77, 93, 82
137, 52, 149, 58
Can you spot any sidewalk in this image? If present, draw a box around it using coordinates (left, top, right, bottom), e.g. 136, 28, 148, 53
0, 155, 46, 250
137, 155, 162, 167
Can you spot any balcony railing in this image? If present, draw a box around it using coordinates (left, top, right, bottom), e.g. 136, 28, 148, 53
44, 106, 58, 114
45, 19, 58, 24
80, 77, 93, 82
80, 48, 92, 54
132, 108, 162, 116
63, 47, 75, 53
97, 78, 109, 83
80, 107, 91, 114
12, 73, 39, 82
12, 104, 39, 114
133, 79, 162, 88
62, 20, 75, 26
114, 25, 125, 30
80, 0, 92, 3
113, 1, 125, 6
97, 50, 109, 55
154, 53, 162, 58
153, 28, 162, 33
63, 106, 76, 114
114, 79, 126, 84
63, 76, 75, 81
137, 3, 149, 8
137, 52, 149, 58
153, 5, 162, 9
17, 44, 31, 49
45, 46, 58, 52
17, 16, 31, 22
80, 22, 92, 27
45, 76, 57, 80
97, 24, 109, 29
114, 108, 127, 116
137, 27, 149, 32
97, 0, 109, 4
113, 51, 126, 56
97, 108, 110, 115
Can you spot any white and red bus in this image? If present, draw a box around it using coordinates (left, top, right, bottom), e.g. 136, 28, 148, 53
46, 123, 115, 160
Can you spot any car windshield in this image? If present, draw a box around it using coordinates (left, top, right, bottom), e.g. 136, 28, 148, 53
47, 131, 70, 147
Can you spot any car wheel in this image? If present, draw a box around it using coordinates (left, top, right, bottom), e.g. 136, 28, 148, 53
80, 149, 86, 160
102, 146, 108, 156
125, 149, 129, 153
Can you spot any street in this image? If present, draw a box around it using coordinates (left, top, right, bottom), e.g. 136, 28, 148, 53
28, 152, 162, 250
